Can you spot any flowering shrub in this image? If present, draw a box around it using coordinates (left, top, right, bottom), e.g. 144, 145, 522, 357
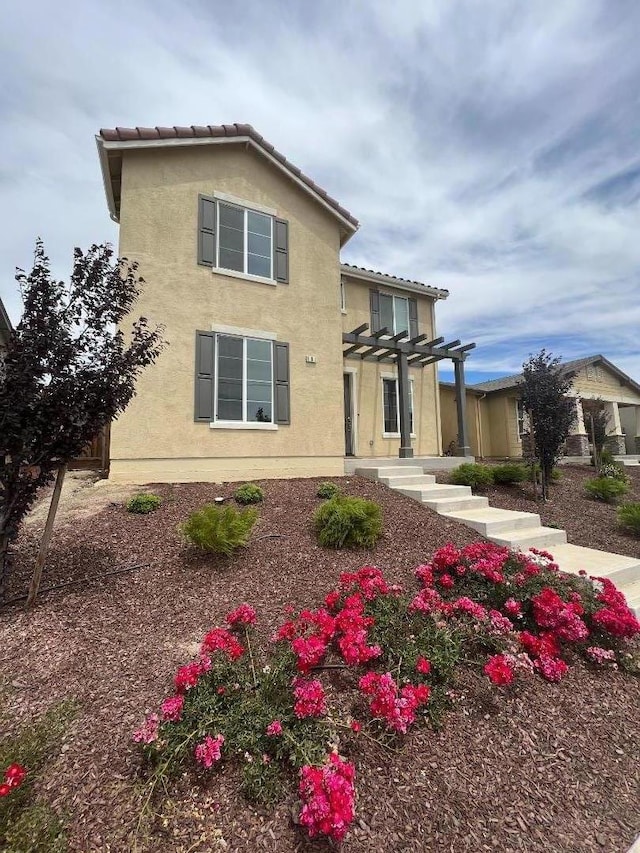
134, 545, 639, 845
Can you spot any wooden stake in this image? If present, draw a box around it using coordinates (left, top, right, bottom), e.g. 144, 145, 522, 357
26, 463, 67, 608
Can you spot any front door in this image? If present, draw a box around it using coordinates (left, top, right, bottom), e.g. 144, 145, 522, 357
343, 373, 354, 456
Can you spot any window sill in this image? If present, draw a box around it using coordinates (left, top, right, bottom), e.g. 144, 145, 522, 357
383, 432, 417, 439
210, 422, 278, 431
211, 267, 277, 287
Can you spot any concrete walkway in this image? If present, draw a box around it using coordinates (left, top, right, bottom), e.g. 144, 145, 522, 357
355, 460, 640, 616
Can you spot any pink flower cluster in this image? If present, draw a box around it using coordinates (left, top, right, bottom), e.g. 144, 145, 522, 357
299, 753, 356, 843
334, 594, 381, 666
161, 695, 185, 722
200, 627, 245, 660
293, 678, 327, 719
586, 646, 617, 665
195, 733, 224, 768
531, 587, 589, 643
266, 720, 283, 736
0, 763, 27, 798
591, 577, 640, 638
226, 603, 257, 627
133, 713, 160, 744
358, 671, 430, 733
483, 654, 514, 685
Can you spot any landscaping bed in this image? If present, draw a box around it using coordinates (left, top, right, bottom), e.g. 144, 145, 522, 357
443, 464, 640, 559
1, 476, 639, 852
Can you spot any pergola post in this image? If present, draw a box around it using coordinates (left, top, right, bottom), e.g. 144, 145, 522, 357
397, 351, 413, 458
454, 359, 471, 456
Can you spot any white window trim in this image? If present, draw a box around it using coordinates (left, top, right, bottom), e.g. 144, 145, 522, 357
381, 375, 416, 438
213, 190, 277, 217
211, 323, 277, 340
214, 198, 275, 283
211, 332, 277, 429
515, 398, 527, 440
340, 277, 347, 314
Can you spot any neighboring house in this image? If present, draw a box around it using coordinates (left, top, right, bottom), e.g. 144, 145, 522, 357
440, 354, 640, 459
96, 122, 474, 483
0, 297, 11, 353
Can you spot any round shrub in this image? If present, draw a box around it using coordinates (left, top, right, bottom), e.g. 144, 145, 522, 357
450, 463, 494, 489
316, 481, 341, 500
491, 463, 529, 485
313, 496, 382, 549
617, 503, 640, 537
181, 504, 258, 555
234, 483, 264, 505
584, 476, 629, 504
126, 493, 162, 514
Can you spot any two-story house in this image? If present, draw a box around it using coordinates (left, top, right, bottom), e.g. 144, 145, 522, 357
0, 297, 11, 354
96, 123, 473, 483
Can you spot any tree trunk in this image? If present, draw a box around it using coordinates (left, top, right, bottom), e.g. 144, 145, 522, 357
26, 464, 67, 608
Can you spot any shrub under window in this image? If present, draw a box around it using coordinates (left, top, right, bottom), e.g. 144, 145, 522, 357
450, 463, 494, 489
234, 483, 264, 505
181, 505, 258, 555
314, 496, 382, 549
316, 482, 341, 500
126, 493, 162, 514
491, 463, 529, 485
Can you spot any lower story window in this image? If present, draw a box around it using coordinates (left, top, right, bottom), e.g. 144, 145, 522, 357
516, 399, 526, 438
216, 334, 273, 423
383, 377, 414, 435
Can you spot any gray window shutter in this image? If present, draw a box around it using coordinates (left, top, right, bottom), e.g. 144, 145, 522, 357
408, 298, 418, 339
274, 219, 289, 283
198, 195, 216, 267
195, 331, 215, 421
369, 290, 380, 332
274, 341, 290, 424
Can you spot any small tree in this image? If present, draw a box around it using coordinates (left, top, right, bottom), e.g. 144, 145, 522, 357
520, 350, 575, 501
0, 240, 164, 599
581, 398, 608, 469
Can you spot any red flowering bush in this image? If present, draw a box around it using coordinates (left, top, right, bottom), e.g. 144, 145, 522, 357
134, 541, 639, 846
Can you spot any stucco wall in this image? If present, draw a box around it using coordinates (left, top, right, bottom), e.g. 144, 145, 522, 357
341, 276, 441, 457
439, 385, 483, 457
111, 144, 346, 482
571, 364, 640, 404
482, 392, 522, 458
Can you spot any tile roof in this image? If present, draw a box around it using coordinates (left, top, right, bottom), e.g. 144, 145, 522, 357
341, 263, 449, 299
0, 296, 12, 344
98, 123, 359, 229
471, 354, 640, 396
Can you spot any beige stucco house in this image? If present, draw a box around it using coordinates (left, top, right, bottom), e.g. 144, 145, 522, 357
96, 123, 473, 483
440, 355, 640, 459
0, 297, 11, 353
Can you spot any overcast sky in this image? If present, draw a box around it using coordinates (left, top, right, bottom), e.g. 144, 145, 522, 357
1, 0, 639, 383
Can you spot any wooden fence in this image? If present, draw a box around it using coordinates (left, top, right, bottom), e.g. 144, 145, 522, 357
68, 424, 111, 474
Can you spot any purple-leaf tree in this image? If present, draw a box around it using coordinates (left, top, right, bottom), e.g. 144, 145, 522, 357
0, 240, 164, 599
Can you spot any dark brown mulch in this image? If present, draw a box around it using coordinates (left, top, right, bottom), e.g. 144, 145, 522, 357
444, 465, 640, 559
1, 476, 639, 853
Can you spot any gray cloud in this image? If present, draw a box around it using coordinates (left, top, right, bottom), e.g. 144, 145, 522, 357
1, 0, 639, 381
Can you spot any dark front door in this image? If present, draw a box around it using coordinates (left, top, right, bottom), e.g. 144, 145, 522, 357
343, 373, 354, 456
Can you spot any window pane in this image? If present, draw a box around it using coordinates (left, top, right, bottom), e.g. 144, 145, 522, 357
247, 211, 271, 237
219, 224, 244, 253
248, 254, 271, 278
379, 294, 394, 333
247, 401, 272, 422
217, 379, 243, 401
218, 203, 244, 230
247, 232, 271, 257
217, 399, 243, 421
218, 335, 243, 358
247, 338, 271, 361
219, 247, 244, 272
394, 297, 409, 337
247, 358, 271, 382
383, 378, 398, 433
247, 380, 272, 403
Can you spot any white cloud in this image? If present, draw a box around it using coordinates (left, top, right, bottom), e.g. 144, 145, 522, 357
1, 0, 639, 381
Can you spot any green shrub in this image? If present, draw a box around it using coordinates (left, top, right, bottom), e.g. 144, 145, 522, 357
181, 505, 258, 555
600, 448, 615, 465
531, 463, 562, 483
491, 463, 529, 485
316, 481, 341, 499
126, 493, 162, 514
0, 700, 75, 852
450, 463, 494, 489
313, 496, 382, 549
600, 462, 628, 482
617, 503, 640, 537
234, 483, 264, 505
584, 476, 629, 504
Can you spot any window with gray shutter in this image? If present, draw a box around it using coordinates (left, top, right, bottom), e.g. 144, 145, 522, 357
198, 196, 216, 267
195, 331, 215, 421
274, 219, 289, 283
408, 298, 418, 338
369, 290, 380, 332
273, 341, 290, 424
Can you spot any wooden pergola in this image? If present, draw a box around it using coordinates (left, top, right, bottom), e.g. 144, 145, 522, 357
342, 324, 476, 459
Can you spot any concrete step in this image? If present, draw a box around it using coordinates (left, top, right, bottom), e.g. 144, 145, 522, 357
489, 526, 568, 550
549, 543, 640, 588
422, 495, 490, 513
441, 507, 541, 536
355, 465, 425, 480
378, 474, 437, 487
396, 483, 472, 503
623, 580, 640, 618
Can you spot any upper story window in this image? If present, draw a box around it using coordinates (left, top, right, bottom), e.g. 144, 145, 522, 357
516, 399, 527, 438
198, 195, 289, 283
340, 277, 346, 312
369, 290, 418, 339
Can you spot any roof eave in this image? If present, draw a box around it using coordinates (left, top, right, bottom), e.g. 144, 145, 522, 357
96, 134, 359, 239
341, 265, 448, 300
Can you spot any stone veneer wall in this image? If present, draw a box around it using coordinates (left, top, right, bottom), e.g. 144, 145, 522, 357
604, 435, 627, 455
565, 434, 590, 456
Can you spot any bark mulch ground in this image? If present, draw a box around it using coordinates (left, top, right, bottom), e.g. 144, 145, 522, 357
444, 465, 640, 560
1, 475, 639, 852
